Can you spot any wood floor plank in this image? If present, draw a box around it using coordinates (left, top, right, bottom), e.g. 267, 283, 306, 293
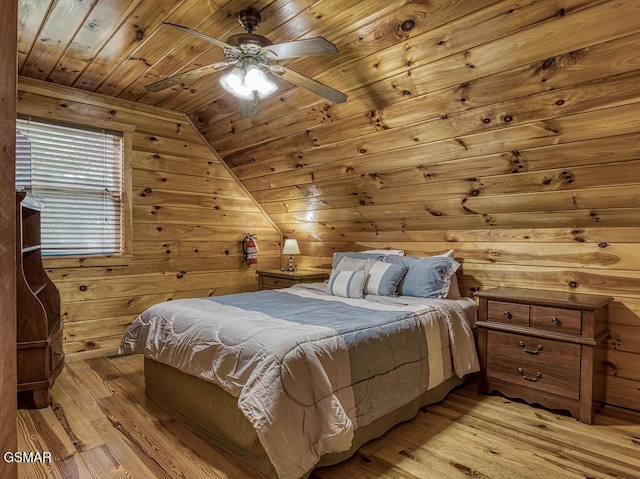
426, 395, 640, 478
26, 408, 77, 461
407, 412, 581, 479
65, 360, 116, 399
160, 418, 260, 479
16, 412, 61, 479
449, 389, 640, 469
367, 443, 481, 479
90, 417, 159, 479
79, 444, 131, 479
50, 388, 105, 452
53, 368, 105, 422
16, 357, 640, 479
96, 394, 195, 478
55, 451, 96, 479
106, 354, 145, 384
408, 426, 550, 478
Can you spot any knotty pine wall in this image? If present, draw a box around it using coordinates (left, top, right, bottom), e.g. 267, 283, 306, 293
1, 0, 18, 475
17, 78, 281, 361
195, 2, 640, 411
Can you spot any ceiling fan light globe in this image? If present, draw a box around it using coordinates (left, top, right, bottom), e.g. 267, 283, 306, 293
220, 66, 277, 100
258, 80, 278, 98
245, 66, 277, 98
219, 68, 253, 100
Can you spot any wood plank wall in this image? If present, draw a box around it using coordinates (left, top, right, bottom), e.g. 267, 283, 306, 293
0, 0, 18, 476
195, 2, 640, 411
16, 78, 281, 361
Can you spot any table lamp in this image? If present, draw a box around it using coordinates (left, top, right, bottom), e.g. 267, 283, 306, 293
282, 239, 300, 271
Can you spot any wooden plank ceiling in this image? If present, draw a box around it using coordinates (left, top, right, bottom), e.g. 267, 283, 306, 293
17, 0, 640, 236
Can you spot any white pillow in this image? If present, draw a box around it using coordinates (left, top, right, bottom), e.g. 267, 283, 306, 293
335, 256, 368, 271
447, 272, 461, 299
437, 249, 461, 298
326, 270, 367, 299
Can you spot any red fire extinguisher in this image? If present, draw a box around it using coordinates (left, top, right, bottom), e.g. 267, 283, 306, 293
242, 234, 258, 265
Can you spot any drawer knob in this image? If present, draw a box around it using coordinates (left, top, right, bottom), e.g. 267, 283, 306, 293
518, 341, 543, 355
518, 368, 542, 383
551, 316, 561, 325
54, 352, 63, 357
503, 310, 512, 319
517, 367, 542, 382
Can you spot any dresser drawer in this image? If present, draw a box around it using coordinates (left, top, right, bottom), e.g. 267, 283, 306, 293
50, 328, 65, 374
487, 301, 529, 326
531, 306, 582, 335
486, 330, 581, 399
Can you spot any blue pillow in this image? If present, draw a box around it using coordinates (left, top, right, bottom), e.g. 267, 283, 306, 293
364, 261, 407, 296
384, 255, 459, 298
331, 252, 385, 270
326, 270, 367, 299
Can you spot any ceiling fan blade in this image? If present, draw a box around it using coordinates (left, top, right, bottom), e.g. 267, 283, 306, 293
163, 22, 241, 53
145, 62, 230, 92
270, 65, 347, 104
264, 37, 338, 59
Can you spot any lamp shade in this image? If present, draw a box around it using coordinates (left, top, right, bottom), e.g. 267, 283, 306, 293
282, 239, 300, 255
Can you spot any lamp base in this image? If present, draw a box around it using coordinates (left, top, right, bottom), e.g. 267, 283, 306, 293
287, 255, 295, 272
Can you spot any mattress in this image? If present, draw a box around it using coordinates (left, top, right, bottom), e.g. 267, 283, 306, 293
120, 283, 479, 479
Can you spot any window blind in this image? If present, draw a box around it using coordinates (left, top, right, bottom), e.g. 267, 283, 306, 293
16, 118, 124, 256
16, 130, 32, 189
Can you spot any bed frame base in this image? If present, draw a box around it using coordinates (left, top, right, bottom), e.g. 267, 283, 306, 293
144, 357, 469, 478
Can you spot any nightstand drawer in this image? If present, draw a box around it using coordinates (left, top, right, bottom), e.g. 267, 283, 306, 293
487, 331, 581, 399
486, 357, 580, 400
488, 301, 529, 326
260, 276, 295, 290
531, 306, 582, 335
487, 330, 581, 368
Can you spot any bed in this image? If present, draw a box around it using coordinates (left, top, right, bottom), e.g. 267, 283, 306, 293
119, 251, 480, 479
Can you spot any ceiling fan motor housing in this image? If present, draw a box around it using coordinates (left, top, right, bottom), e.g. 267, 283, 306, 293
238, 8, 261, 33
226, 32, 273, 55
226, 8, 273, 56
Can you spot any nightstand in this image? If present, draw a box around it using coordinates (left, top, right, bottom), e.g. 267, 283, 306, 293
474, 287, 612, 424
257, 269, 330, 291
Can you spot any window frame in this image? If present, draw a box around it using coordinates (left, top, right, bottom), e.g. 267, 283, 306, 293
17, 114, 134, 265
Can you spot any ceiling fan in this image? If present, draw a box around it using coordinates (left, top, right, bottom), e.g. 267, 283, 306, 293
145, 8, 348, 118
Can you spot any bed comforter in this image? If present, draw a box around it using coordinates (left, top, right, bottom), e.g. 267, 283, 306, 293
119, 283, 479, 479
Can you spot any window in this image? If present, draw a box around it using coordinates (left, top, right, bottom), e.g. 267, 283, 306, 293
16, 117, 124, 256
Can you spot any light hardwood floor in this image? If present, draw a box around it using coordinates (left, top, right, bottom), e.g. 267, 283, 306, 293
17, 355, 640, 479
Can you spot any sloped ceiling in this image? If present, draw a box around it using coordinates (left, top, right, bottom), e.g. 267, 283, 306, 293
17, 0, 640, 240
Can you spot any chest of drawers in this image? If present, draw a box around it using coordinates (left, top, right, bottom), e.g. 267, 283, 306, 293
474, 287, 612, 424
